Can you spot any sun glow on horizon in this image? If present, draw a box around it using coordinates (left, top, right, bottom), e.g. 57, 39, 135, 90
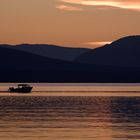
84, 41, 112, 48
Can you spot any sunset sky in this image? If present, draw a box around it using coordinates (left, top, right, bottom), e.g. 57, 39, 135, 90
0, 0, 140, 48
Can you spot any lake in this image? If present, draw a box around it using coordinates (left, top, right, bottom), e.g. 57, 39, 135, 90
0, 84, 140, 140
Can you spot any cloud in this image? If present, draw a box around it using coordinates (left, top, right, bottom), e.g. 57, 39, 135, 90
56, 5, 83, 11
59, 0, 140, 11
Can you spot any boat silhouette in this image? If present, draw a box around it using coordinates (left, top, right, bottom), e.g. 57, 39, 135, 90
8, 84, 33, 93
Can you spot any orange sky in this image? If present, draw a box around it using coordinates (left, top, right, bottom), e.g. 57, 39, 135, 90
0, 0, 140, 48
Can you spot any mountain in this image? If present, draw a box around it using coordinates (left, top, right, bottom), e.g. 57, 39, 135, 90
0, 46, 99, 71
0, 46, 117, 82
0, 45, 136, 83
1, 44, 90, 61
0, 36, 140, 82
76, 36, 140, 67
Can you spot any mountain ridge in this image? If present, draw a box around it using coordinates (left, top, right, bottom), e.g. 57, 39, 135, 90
0, 35, 140, 82
76, 35, 140, 67
0, 44, 90, 61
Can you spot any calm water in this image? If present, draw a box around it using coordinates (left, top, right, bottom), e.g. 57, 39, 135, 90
0, 95, 140, 140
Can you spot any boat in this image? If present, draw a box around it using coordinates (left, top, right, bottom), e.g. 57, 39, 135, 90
8, 84, 33, 93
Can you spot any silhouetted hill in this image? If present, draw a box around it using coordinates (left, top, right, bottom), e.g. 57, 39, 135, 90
0, 46, 98, 71
1, 44, 90, 61
76, 36, 140, 67
0, 46, 117, 82
0, 36, 140, 82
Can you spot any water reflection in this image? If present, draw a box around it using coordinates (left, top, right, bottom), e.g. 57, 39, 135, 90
0, 96, 139, 140
109, 97, 140, 139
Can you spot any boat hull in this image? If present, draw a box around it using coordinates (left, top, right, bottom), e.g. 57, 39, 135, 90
9, 87, 32, 93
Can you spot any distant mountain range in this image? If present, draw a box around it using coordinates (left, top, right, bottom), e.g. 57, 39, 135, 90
0, 35, 140, 82
76, 36, 140, 67
2, 44, 90, 61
